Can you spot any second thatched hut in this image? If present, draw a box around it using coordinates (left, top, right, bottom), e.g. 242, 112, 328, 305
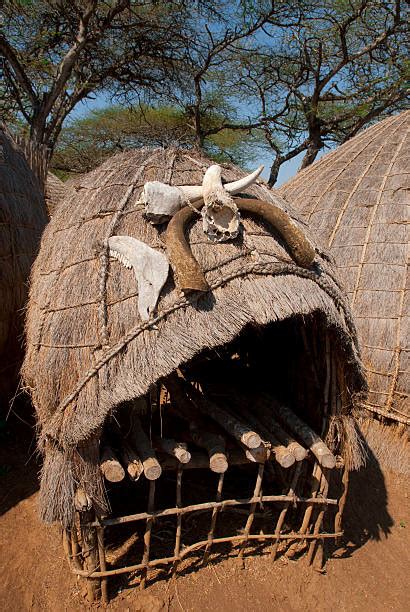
279, 111, 409, 431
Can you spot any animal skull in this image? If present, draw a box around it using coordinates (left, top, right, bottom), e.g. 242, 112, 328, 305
141, 165, 263, 225
201, 165, 241, 243
142, 181, 184, 224
108, 235, 169, 321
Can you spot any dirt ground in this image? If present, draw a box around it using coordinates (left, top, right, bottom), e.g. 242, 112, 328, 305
0, 416, 409, 612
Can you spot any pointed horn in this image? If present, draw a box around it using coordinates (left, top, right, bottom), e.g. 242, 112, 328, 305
177, 165, 264, 201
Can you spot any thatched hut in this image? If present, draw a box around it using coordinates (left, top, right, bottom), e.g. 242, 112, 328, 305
0, 124, 48, 399
23, 147, 366, 599
279, 111, 409, 430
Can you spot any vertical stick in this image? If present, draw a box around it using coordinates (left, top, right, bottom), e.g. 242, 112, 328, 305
287, 462, 322, 558
271, 462, 303, 560
334, 466, 349, 541
203, 472, 225, 565
71, 521, 81, 563
140, 481, 156, 590
238, 462, 265, 565
322, 333, 331, 436
172, 467, 183, 575
80, 510, 101, 602
306, 468, 331, 567
97, 527, 108, 603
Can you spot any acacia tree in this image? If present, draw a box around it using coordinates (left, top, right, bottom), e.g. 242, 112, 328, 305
0, 0, 197, 151
176, 0, 408, 185
51, 104, 263, 175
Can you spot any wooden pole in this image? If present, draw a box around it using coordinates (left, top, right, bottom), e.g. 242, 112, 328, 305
172, 466, 183, 575
97, 527, 108, 603
80, 510, 101, 602
154, 437, 191, 464
271, 463, 302, 560
185, 381, 262, 449
263, 397, 336, 469
203, 472, 225, 564
100, 446, 125, 483
232, 401, 297, 468
130, 416, 162, 481
140, 481, 156, 589
238, 462, 265, 565
119, 440, 144, 481
247, 398, 307, 462
189, 429, 228, 473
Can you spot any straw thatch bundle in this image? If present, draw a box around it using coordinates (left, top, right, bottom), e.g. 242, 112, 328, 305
22, 147, 366, 525
0, 124, 48, 398
279, 111, 409, 427
45, 172, 67, 216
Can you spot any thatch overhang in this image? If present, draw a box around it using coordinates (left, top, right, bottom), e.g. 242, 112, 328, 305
0, 124, 48, 399
22, 147, 366, 524
279, 111, 409, 425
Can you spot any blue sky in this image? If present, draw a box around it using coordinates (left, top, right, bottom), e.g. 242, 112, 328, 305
69, 94, 310, 187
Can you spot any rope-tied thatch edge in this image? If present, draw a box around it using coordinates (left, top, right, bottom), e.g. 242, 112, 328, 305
41, 257, 362, 447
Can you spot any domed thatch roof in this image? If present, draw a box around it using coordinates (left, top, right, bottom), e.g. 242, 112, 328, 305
23, 147, 366, 524
279, 111, 409, 425
0, 124, 48, 399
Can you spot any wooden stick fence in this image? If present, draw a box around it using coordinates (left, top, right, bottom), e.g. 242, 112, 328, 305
63, 454, 345, 602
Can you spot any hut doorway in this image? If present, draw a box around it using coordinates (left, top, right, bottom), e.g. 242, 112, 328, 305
64, 312, 358, 601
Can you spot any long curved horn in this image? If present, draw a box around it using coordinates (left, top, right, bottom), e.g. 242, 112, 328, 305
166, 197, 315, 293
166, 200, 208, 292
177, 165, 264, 201
235, 198, 316, 269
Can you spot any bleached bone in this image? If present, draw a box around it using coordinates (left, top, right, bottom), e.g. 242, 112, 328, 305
177, 165, 264, 201
108, 235, 169, 321
140, 165, 263, 226
142, 181, 184, 224
201, 165, 241, 243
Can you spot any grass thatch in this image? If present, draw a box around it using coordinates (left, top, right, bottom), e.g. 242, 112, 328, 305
22, 147, 366, 525
279, 111, 409, 426
45, 172, 67, 216
0, 124, 48, 399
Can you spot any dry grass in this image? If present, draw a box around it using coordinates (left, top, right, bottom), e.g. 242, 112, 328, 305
0, 123, 48, 398
45, 172, 67, 216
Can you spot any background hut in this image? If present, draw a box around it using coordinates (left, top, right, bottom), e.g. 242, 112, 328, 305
0, 124, 48, 401
279, 111, 409, 468
23, 147, 366, 597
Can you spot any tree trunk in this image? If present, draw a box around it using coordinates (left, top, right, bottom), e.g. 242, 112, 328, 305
268, 155, 283, 187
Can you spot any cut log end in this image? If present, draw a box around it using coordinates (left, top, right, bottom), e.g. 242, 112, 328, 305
241, 431, 262, 449
209, 452, 229, 473
175, 448, 192, 464
288, 442, 308, 462
274, 447, 296, 469
100, 446, 125, 483
319, 453, 337, 469
143, 457, 162, 480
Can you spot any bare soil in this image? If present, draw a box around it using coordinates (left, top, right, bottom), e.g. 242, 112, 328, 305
0, 418, 408, 612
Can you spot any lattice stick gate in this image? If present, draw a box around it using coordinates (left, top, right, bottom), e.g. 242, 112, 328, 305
63, 453, 345, 602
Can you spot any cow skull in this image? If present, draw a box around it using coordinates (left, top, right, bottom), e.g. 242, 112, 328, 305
141, 165, 263, 225
201, 165, 241, 243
